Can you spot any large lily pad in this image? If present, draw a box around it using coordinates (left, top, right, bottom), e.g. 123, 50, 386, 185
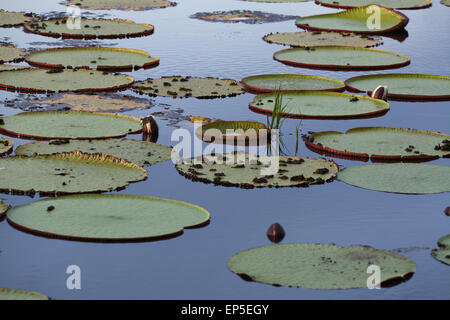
196, 121, 269, 145
0, 288, 49, 300
24, 18, 154, 40
296, 5, 409, 34
263, 31, 383, 48
315, 0, 432, 9
305, 127, 450, 162
0, 138, 13, 156
7, 194, 209, 242
431, 235, 450, 266
241, 74, 345, 93
190, 10, 298, 24
273, 46, 410, 71
0, 151, 147, 196
16, 138, 172, 167
249, 91, 390, 119
0, 10, 35, 27
228, 244, 416, 289
63, 0, 176, 10
25, 47, 159, 71
176, 152, 338, 189
338, 163, 450, 194
0, 69, 134, 93
345, 73, 450, 101
0, 44, 25, 63
0, 111, 142, 140
0, 64, 29, 71
132, 76, 244, 99
0, 199, 10, 219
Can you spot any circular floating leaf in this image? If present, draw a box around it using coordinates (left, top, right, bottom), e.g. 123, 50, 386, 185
63, 0, 176, 10
296, 5, 409, 34
0, 68, 134, 93
24, 18, 154, 40
132, 76, 244, 99
305, 127, 450, 162
263, 31, 383, 48
273, 46, 410, 71
0, 64, 29, 71
338, 163, 450, 194
0, 199, 10, 219
438, 234, 450, 248
249, 91, 390, 119
196, 121, 269, 146
0, 44, 25, 63
16, 138, 172, 167
190, 10, 297, 24
0, 111, 142, 140
176, 152, 338, 189
25, 47, 159, 71
0, 288, 49, 300
241, 74, 345, 93
7, 194, 209, 242
0, 137, 13, 156
228, 244, 416, 289
442, 0, 450, 7
315, 0, 432, 9
0, 10, 35, 27
0, 151, 147, 196
345, 73, 450, 101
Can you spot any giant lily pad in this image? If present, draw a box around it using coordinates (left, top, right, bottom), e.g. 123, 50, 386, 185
0, 288, 49, 300
176, 152, 338, 189
63, 0, 176, 10
228, 244, 416, 289
132, 76, 244, 99
0, 69, 134, 93
315, 0, 432, 9
249, 91, 390, 119
304, 127, 450, 162
0, 64, 29, 71
345, 74, 450, 101
0, 151, 147, 196
7, 194, 209, 242
0, 111, 142, 140
15, 138, 172, 167
273, 46, 410, 71
0, 199, 10, 219
24, 18, 154, 40
263, 31, 383, 48
0, 10, 35, 27
25, 47, 159, 71
241, 74, 345, 93
296, 5, 409, 34
0, 44, 25, 64
196, 121, 270, 145
338, 163, 450, 194
0, 138, 13, 156
431, 235, 450, 266
190, 10, 298, 24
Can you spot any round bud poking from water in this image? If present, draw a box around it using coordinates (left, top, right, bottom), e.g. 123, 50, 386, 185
266, 223, 285, 243
445, 207, 450, 216
371, 85, 388, 101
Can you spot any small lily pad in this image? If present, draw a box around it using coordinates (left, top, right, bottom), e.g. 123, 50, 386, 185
190, 10, 298, 24
249, 91, 390, 119
132, 76, 244, 99
196, 121, 269, 146
0, 288, 49, 300
0, 10, 35, 27
0, 44, 25, 63
0, 111, 142, 140
437, 234, 450, 248
0, 199, 10, 219
228, 244, 416, 289
16, 138, 172, 167
273, 46, 410, 71
63, 0, 176, 10
315, 0, 432, 10
7, 194, 210, 242
431, 235, 450, 266
338, 163, 450, 194
263, 31, 383, 48
0, 137, 13, 156
0, 151, 147, 196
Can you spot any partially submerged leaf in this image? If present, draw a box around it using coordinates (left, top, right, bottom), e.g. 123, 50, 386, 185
338, 163, 450, 194
0, 151, 147, 196
438, 234, 450, 248
0, 137, 13, 156
196, 121, 269, 145
0, 64, 29, 71
0, 44, 25, 63
0, 288, 49, 300
0, 199, 10, 219
228, 244, 416, 289
315, 0, 432, 10
442, 0, 450, 7
0, 10, 35, 27
63, 0, 176, 10
190, 10, 298, 24
7, 194, 210, 242
431, 234, 450, 266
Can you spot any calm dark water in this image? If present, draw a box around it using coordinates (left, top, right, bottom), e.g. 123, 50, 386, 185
0, 0, 449, 299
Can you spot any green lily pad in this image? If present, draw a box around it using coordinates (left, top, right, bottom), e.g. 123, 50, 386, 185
249, 91, 390, 119
0, 151, 147, 196
442, 0, 450, 7
338, 163, 450, 194
431, 235, 450, 266
0, 68, 134, 93
132, 76, 244, 99
0, 199, 10, 219
190, 10, 298, 24
0, 10, 35, 27
0, 288, 49, 300
315, 0, 432, 10
305, 127, 450, 162
0, 111, 142, 140
296, 5, 409, 34
24, 18, 154, 40
0, 44, 25, 63
15, 138, 172, 167
176, 152, 338, 189
228, 244, 416, 289
241, 74, 345, 93
7, 194, 210, 242
263, 31, 383, 48
273, 46, 410, 71
0, 137, 13, 156
25, 47, 159, 71
0, 64, 29, 71
437, 234, 450, 248
196, 121, 269, 145
63, 0, 176, 10
345, 73, 450, 101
